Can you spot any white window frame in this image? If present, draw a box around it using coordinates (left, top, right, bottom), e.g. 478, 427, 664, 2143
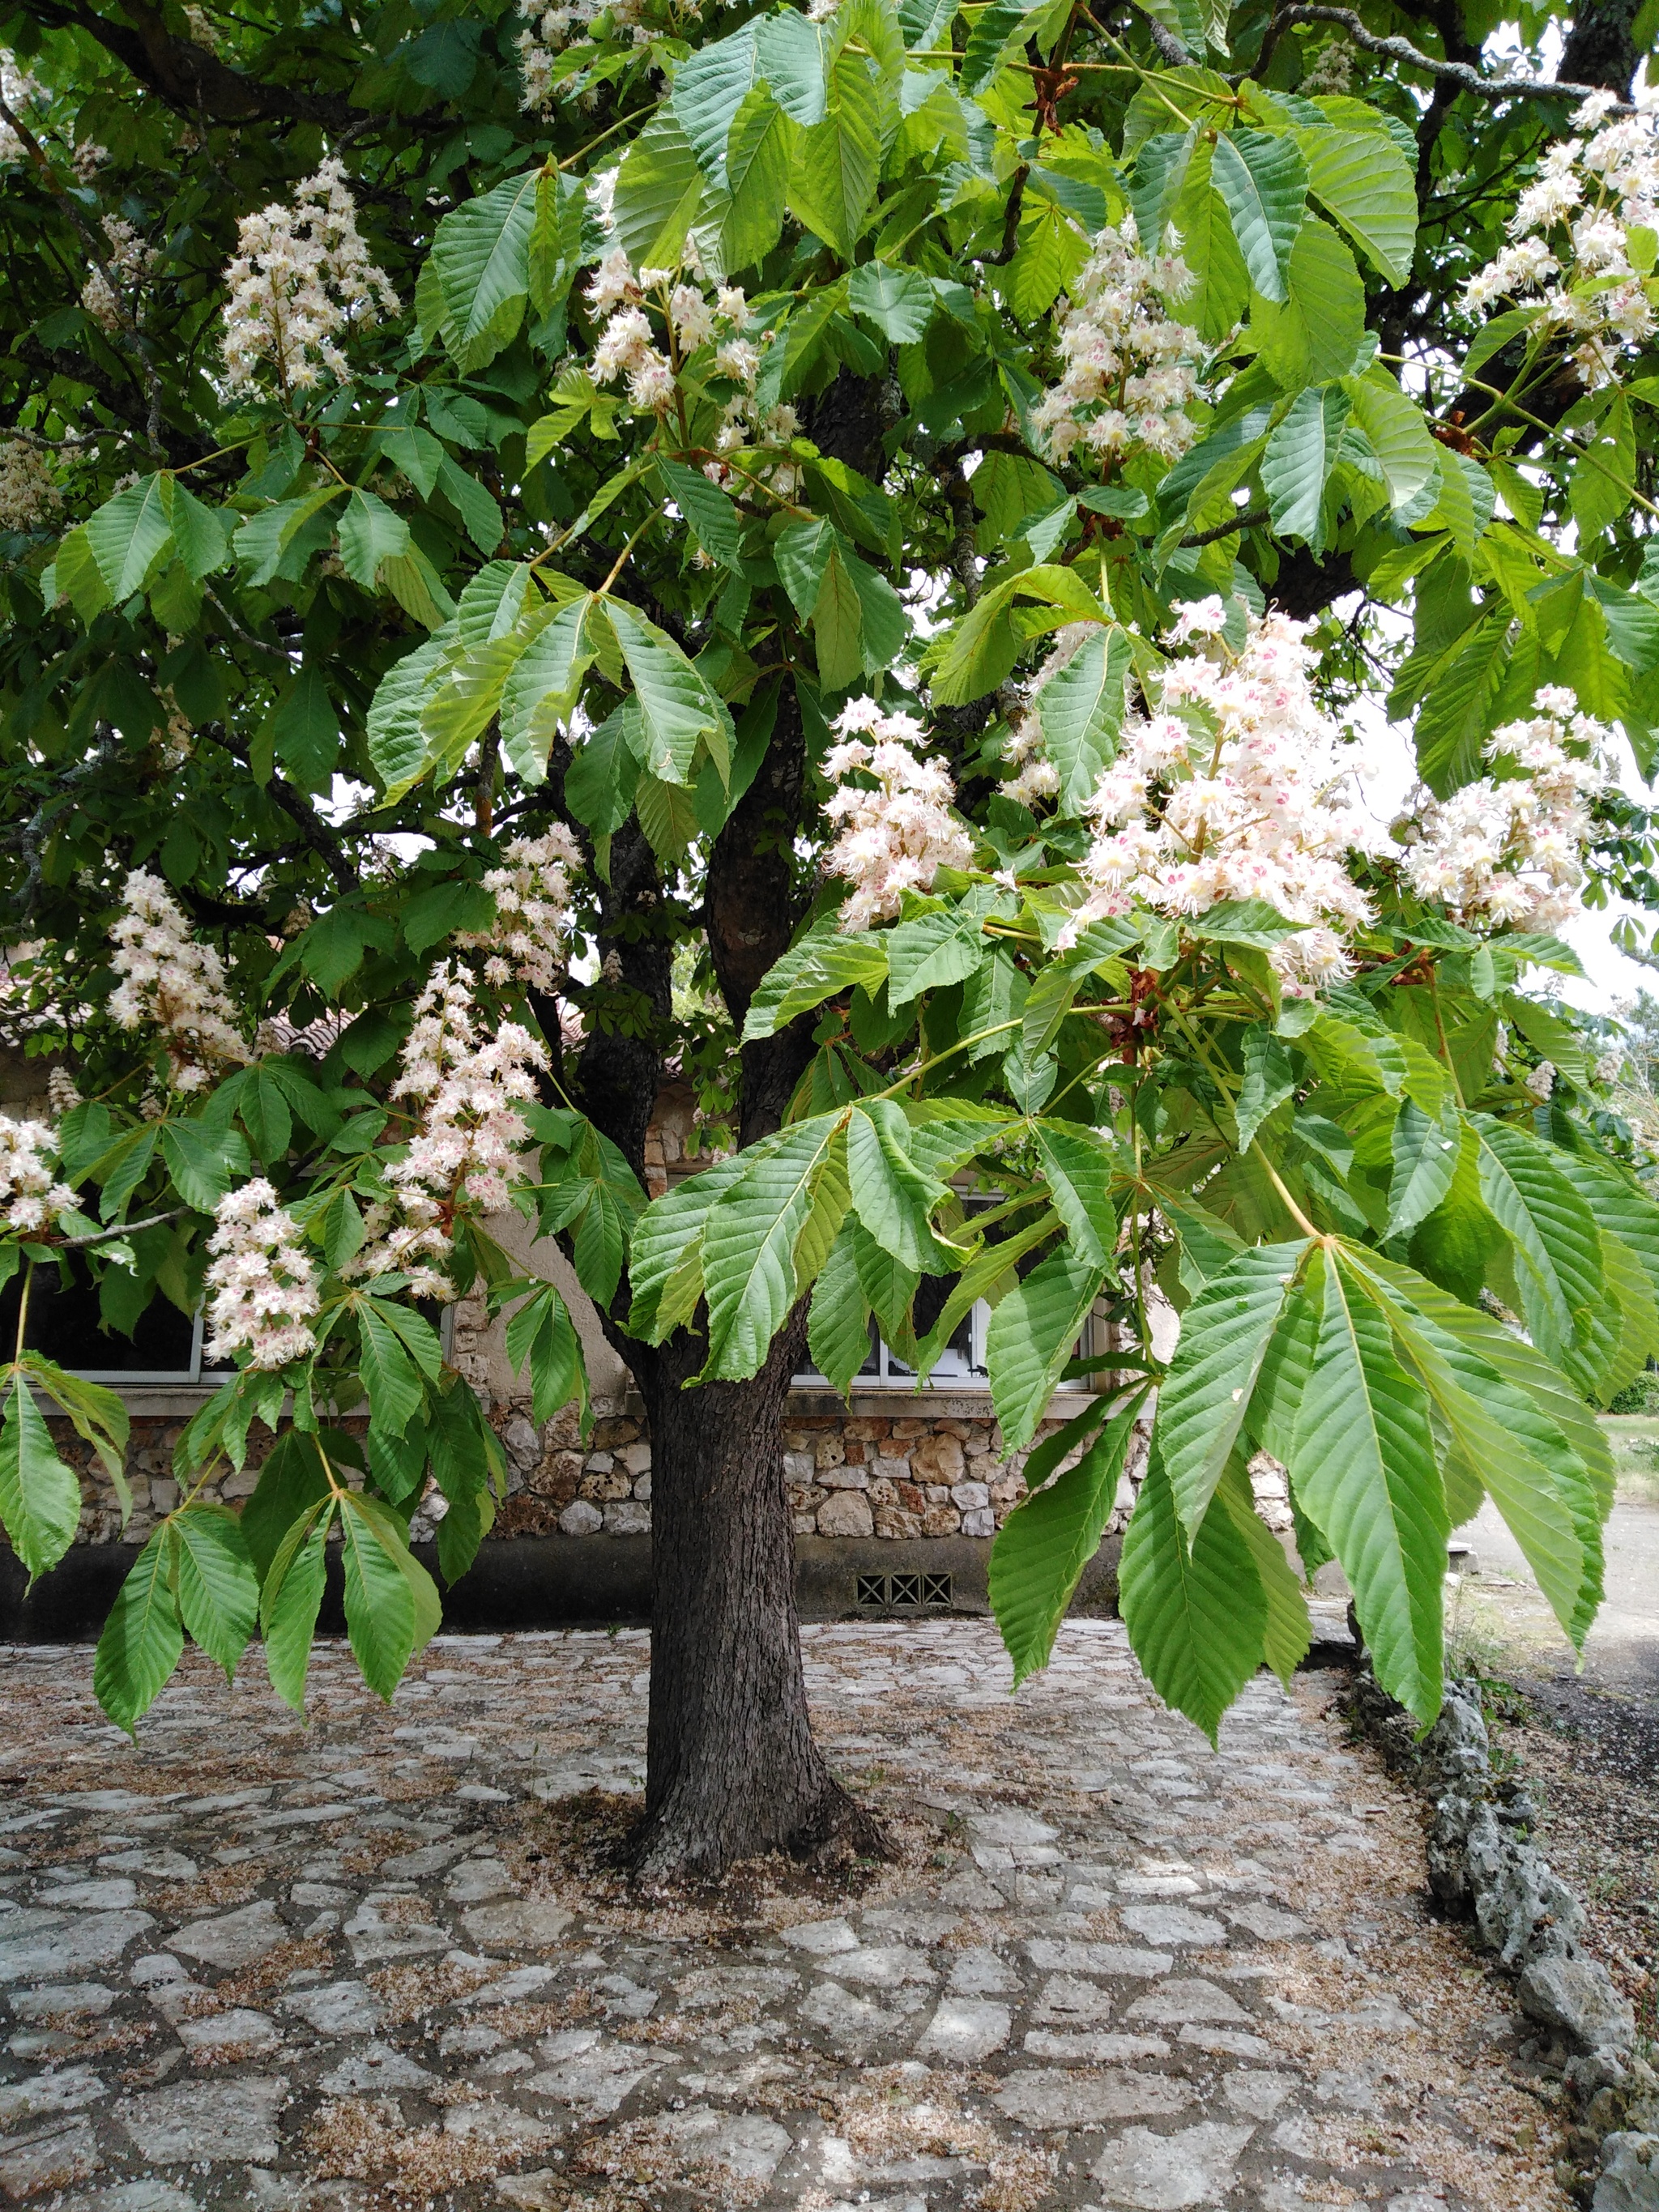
795, 1299, 992, 1392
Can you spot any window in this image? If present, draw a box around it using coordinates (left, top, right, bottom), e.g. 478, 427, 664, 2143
795, 1277, 990, 1391
0, 1258, 226, 1385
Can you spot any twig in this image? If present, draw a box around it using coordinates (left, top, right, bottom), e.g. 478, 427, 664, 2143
59, 1208, 188, 1248
1255, 7, 1636, 113
1180, 505, 1269, 548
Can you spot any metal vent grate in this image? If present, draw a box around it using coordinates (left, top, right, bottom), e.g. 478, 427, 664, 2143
855, 1572, 953, 1611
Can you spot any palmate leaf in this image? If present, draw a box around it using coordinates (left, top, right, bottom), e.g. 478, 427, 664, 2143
1156, 1242, 1306, 1534
93, 1526, 184, 1737
742, 913, 889, 1039
1036, 626, 1132, 812
847, 1099, 952, 1272
1297, 126, 1417, 286
1386, 1098, 1463, 1238
163, 1502, 257, 1684
626, 1153, 747, 1341
430, 168, 539, 373
608, 599, 731, 787
0, 1369, 83, 1580
1348, 1245, 1601, 1642
987, 1248, 1106, 1454
1287, 1247, 1448, 1720
1034, 1122, 1119, 1269
1472, 1115, 1606, 1385
260, 1502, 331, 1714
338, 1490, 441, 1703
1210, 129, 1306, 303
701, 1114, 849, 1379
991, 1390, 1148, 1686
807, 1221, 873, 1396
1119, 1445, 1269, 1742
1213, 1451, 1311, 1683
1260, 386, 1349, 548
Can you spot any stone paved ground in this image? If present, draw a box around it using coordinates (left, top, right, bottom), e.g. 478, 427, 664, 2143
0, 1618, 1574, 2212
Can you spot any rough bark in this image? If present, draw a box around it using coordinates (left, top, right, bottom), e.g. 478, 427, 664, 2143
630, 1309, 882, 1883
1559, 0, 1640, 96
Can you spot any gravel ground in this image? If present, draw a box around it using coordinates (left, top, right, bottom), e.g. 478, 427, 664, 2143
0, 1617, 1577, 2212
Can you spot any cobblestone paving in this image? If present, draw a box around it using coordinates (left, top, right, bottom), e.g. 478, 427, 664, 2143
0, 1619, 1571, 2212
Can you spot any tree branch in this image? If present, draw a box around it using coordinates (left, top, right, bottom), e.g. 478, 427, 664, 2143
18, 0, 360, 128
1257, 6, 1636, 113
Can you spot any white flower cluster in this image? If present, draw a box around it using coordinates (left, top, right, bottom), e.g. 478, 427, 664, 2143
204, 1178, 320, 1370
221, 160, 399, 396
1030, 223, 1203, 467
347, 966, 547, 1300
518, 0, 647, 103
0, 1118, 77, 1236
1400, 688, 1606, 928
456, 827, 582, 995
824, 698, 975, 931
1461, 92, 1659, 385
0, 441, 60, 531
1060, 603, 1376, 994
586, 250, 759, 424
81, 215, 158, 338
109, 869, 249, 1090
0, 52, 45, 164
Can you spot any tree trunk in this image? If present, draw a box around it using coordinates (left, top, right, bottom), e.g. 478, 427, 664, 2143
628, 1315, 881, 1883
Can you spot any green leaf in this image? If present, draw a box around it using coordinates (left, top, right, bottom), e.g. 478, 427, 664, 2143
1288, 1248, 1447, 1720
1386, 1098, 1462, 1238
987, 1247, 1107, 1455
635, 769, 703, 867
1211, 129, 1307, 304
847, 1099, 949, 1272
366, 629, 454, 799
702, 1115, 848, 1379
1348, 1246, 1598, 1646
885, 902, 987, 1006
159, 1115, 250, 1213
1342, 367, 1439, 513
84, 475, 174, 602
670, 21, 761, 181
848, 258, 935, 340
609, 599, 731, 787
431, 168, 539, 373
931, 567, 1106, 705
743, 912, 889, 1040
1413, 610, 1512, 796
436, 456, 503, 557
259, 1502, 329, 1715
788, 63, 881, 260
614, 113, 706, 271
0, 1371, 83, 1580
659, 457, 746, 569
1235, 1026, 1295, 1154
991, 1391, 1148, 1686
240, 1428, 331, 1582
1212, 1449, 1311, 1683
1472, 1115, 1604, 1383
171, 1502, 258, 1681
505, 1283, 588, 1428
161, 478, 234, 581
757, 9, 830, 124
1034, 1123, 1119, 1269
1298, 126, 1417, 285
93, 1527, 184, 1736
626, 1154, 747, 1341
807, 1221, 873, 1395
960, 0, 1064, 91
356, 1300, 424, 1436
337, 1489, 441, 1703
1158, 1241, 1304, 1532
337, 488, 412, 589
499, 595, 597, 783
1253, 217, 1367, 389
263, 663, 339, 792
1260, 386, 1349, 548
717, 89, 795, 271
1119, 1443, 1269, 1742
1038, 626, 1131, 812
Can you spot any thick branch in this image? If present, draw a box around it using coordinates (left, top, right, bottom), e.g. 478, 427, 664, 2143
1259, 6, 1636, 112
19, 0, 359, 127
